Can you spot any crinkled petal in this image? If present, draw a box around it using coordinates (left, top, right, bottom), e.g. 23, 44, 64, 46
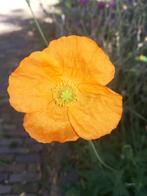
68, 84, 122, 140
23, 101, 79, 143
8, 51, 61, 113
45, 35, 114, 85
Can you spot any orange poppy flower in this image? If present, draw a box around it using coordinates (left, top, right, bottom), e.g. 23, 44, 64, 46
8, 35, 122, 143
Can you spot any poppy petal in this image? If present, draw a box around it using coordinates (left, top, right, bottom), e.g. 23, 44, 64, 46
68, 84, 122, 140
8, 51, 60, 113
45, 35, 114, 85
23, 102, 79, 143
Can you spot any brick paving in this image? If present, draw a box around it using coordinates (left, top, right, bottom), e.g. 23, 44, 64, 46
0, 4, 49, 195
0, 1, 71, 195
0, 101, 44, 195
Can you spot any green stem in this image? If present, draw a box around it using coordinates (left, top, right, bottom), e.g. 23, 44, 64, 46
88, 141, 117, 173
25, 0, 48, 46
26, 0, 117, 174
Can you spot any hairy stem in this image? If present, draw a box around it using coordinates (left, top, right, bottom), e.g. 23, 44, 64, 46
89, 140, 117, 173
25, 0, 48, 46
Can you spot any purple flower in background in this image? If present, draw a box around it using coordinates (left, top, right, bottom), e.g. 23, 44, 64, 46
97, 1, 106, 9
97, 0, 116, 10
79, 0, 89, 5
108, 0, 116, 9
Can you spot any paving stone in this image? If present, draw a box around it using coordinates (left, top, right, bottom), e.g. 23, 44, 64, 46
0, 165, 10, 172
0, 154, 14, 162
0, 155, 14, 172
23, 139, 43, 152
29, 144, 42, 152
0, 162, 26, 173
9, 163, 26, 173
5, 195, 17, 196
16, 154, 40, 163
2, 124, 16, 131
12, 183, 39, 193
27, 163, 40, 172
5, 195, 18, 196
0, 172, 8, 183
24, 138, 38, 144
9, 172, 41, 183
0, 138, 22, 146
0, 147, 29, 154
2, 127, 28, 137
0, 185, 12, 194
19, 193, 36, 196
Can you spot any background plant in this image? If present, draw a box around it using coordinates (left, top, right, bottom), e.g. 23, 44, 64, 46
43, 0, 147, 195
25, 0, 147, 195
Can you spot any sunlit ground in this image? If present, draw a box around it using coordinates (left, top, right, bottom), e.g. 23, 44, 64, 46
0, 0, 58, 34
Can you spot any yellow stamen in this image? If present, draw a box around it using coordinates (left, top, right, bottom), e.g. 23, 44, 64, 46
54, 82, 77, 106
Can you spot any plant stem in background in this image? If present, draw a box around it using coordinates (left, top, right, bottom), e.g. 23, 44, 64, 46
25, 0, 117, 175
25, 0, 48, 46
89, 141, 117, 173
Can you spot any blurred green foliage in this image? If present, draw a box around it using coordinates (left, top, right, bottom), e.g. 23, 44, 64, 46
46, 0, 147, 195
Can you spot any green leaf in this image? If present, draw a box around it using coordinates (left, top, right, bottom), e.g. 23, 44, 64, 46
136, 55, 147, 63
